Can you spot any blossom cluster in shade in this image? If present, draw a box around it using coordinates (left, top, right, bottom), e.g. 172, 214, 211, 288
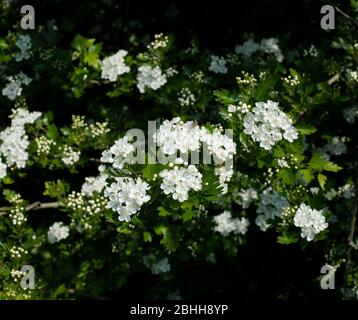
255, 188, 289, 231
213, 210, 250, 236
2, 72, 32, 101
48, 222, 70, 244
136, 65, 167, 93
100, 49, 130, 82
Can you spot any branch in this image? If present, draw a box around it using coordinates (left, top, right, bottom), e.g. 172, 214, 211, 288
0, 201, 60, 216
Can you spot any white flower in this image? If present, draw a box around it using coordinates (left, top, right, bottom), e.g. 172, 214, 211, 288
213, 211, 249, 236
0, 108, 41, 169
208, 55, 228, 74
293, 203, 328, 241
303, 44, 318, 58
256, 188, 289, 231
81, 174, 108, 196
159, 165, 202, 202
260, 38, 284, 62
35, 136, 55, 155
154, 117, 202, 156
48, 222, 70, 244
101, 50, 130, 82
104, 177, 151, 221
136, 65, 167, 93
178, 88, 196, 107
2, 72, 32, 101
0, 160, 7, 179
238, 188, 258, 209
343, 105, 358, 123
320, 136, 347, 156
235, 39, 260, 57
143, 254, 171, 274
61, 145, 80, 166
100, 135, 135, 169
147, 33, 169, 50
14, 35, 32, 62
243, 100, 298, 150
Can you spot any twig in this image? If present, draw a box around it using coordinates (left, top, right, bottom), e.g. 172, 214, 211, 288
328, 2, 358, 27
0, 201, 60, 216
328, 73, 340, 85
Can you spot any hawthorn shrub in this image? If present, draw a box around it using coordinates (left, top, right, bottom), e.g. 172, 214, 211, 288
0, 0, 358, 299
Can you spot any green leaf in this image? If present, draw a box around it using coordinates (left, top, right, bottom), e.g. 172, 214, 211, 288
299, 169, 313, 183
143, 231, 152, 242
3, 189, 16, 202
318, 173, 327, 189
277, 232, 299, 245
158, 206, 170, 217
277, 169, 296, 185
309, 153, 327, 170
323, 162, 342, 172
296, 123, 317, 135
213, 89, 238, 104
43, 180, 70, 199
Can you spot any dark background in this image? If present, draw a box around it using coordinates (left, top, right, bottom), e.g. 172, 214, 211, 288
2, 0, 351, 300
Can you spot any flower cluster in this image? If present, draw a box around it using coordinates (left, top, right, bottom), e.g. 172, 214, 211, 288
81, 174, 108, 196
227, 102, 251, 116
104, 177, 151, 221
47, 222, 70, 244
147, 33, 169, 50
10, 269, 26, 282
235, 37, 283, 62
237, 188, 258, 209
178, 88, 196, 107
236, 71, 257, 86
320, 136, 347, 156
35, 136, 56, 155
256, 188, 289, 231
154, 117, 202, 155
0, 161, 6, 179
293, 204, 328, 241
101, 50, 130, 82
66, 190, 107, 231
143, 254, 171, 274
136, 65, 167, 93
208, 55, 228, 74
243, 100, 298, 150
14, 35, 32, 62
282, 75, 300, 86
213, 211, 250, 236
303, 44, 318, 57
0, 108, 41, 172
9, 207, 26, 226
343, 105, 358, 124
190, 70, 205, 83
61, 145, 80, 166
2, 72, 32, 101
100, 135, 135, 169
9, 246, 28, 259
160, 165, 203, 202
165, 67, 178, 78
